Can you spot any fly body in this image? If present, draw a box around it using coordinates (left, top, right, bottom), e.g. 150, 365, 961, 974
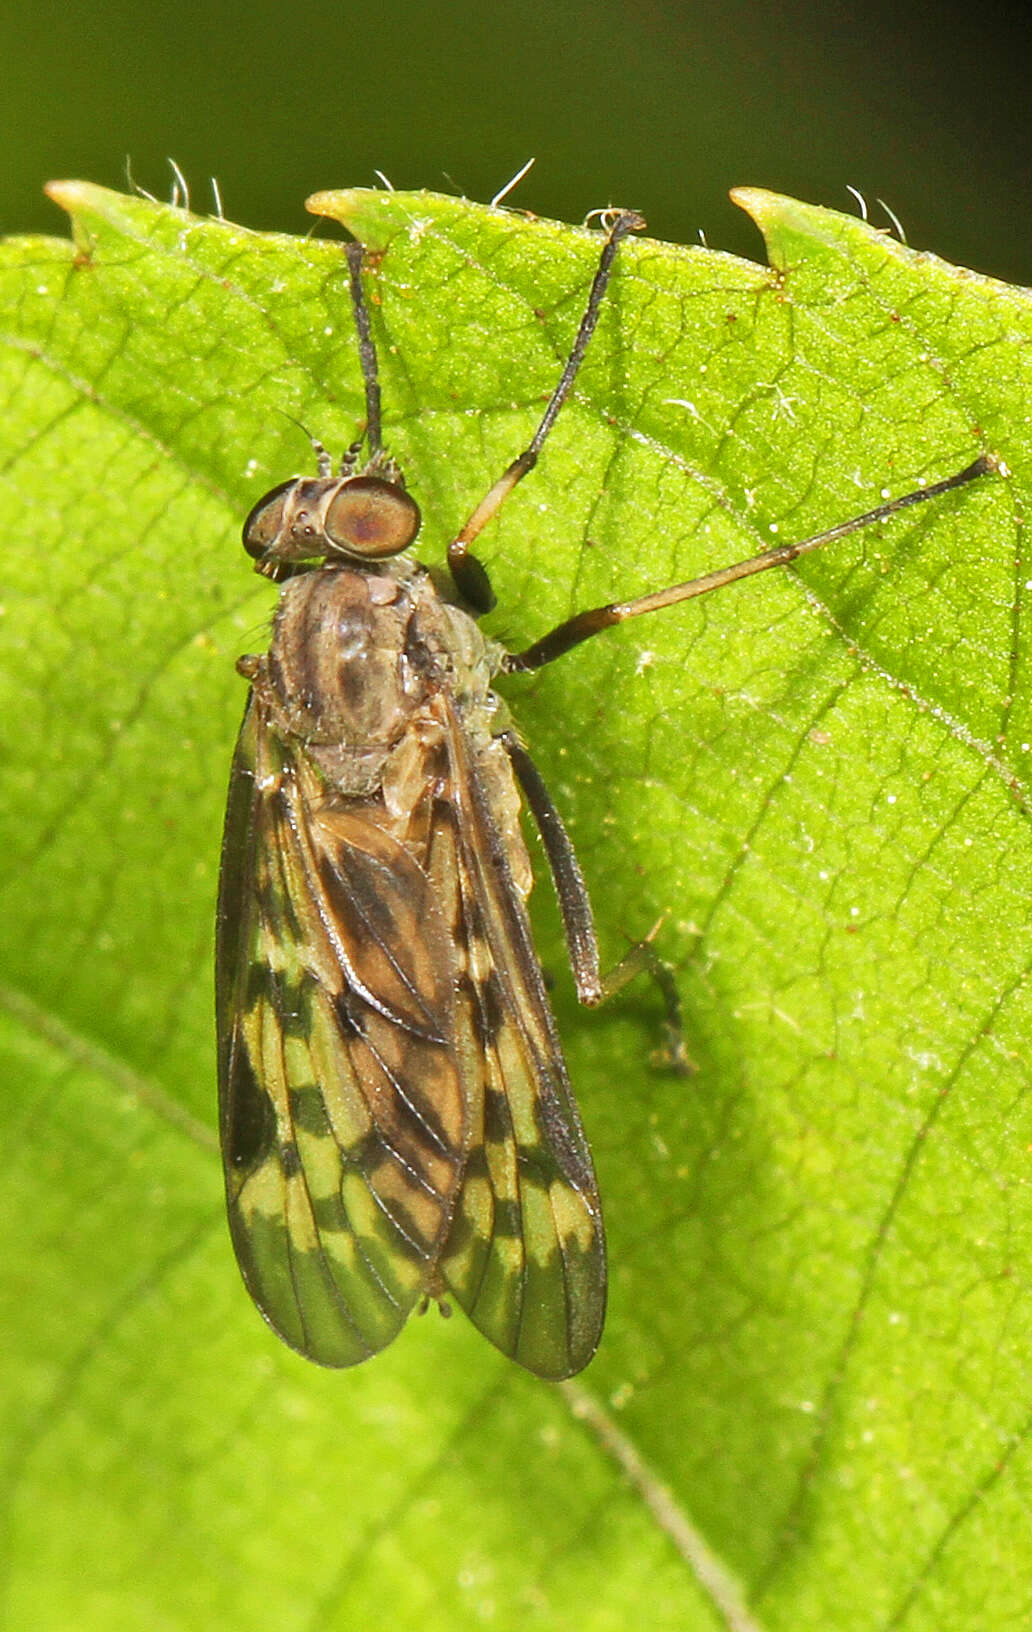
219, 531, 605, 1376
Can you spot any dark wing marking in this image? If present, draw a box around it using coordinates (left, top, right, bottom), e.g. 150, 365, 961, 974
433, 697, 607, 1379
216, 695, 470, 1366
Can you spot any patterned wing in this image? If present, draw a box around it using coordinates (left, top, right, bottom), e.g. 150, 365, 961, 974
216, 695, 470, 1366
433, 699, 607, 1379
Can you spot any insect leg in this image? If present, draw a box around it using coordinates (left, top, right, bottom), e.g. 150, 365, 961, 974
500, 731, 690, 1070
344, 239, 384, 462
499, 731, 600, 999
594, 930, 692, 1074
447, 209, 646, 612
502, 453, 997, 672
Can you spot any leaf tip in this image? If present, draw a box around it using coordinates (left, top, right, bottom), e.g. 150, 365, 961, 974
44, 179, 93, 215
728, 187, 780, 232
44, 180, 110, 258
306, 188, 368, 229
306, 188, 417, 253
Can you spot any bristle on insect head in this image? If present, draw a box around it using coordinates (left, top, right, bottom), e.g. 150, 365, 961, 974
277, 411, 335, 478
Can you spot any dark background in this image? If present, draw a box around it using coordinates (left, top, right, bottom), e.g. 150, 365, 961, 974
2, 0, 1029, 287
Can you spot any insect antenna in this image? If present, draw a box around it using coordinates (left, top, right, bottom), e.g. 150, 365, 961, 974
344, 239, 384, 464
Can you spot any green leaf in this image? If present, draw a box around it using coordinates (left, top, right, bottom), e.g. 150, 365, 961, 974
2, 180, 1030, 1630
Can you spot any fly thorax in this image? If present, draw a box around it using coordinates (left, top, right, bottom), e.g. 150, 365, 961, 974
403, 588, 496, 714
268, 565, 425, 748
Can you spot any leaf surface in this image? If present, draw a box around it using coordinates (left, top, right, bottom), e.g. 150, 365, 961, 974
1, 181, 1030, 1630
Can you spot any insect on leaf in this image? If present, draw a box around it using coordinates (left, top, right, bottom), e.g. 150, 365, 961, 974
215, 412, 616, 1376
214, 199, 997, 1379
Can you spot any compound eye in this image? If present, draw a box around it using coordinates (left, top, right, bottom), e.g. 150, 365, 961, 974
242, 480, 295, 559
324, 475, 421, 559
